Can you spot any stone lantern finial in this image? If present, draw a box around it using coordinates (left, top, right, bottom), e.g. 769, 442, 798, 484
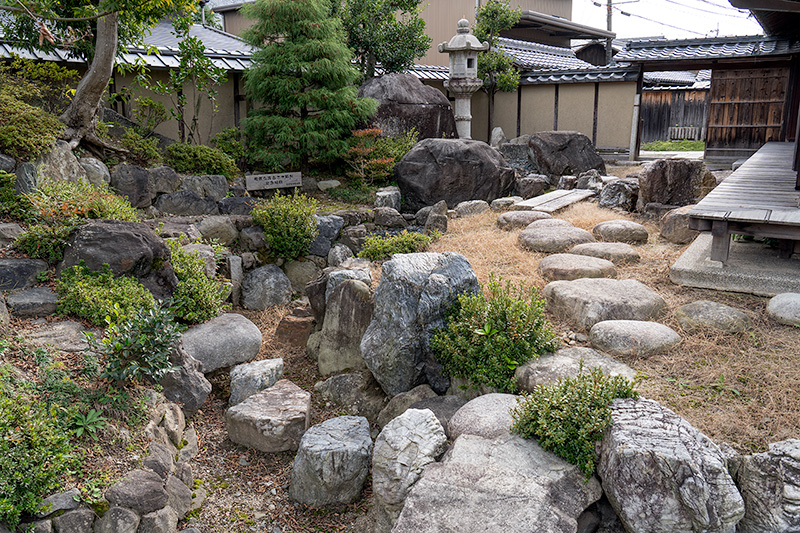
438, 19, 489, 139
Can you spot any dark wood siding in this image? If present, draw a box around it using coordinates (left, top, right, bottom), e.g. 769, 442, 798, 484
640, 89, 708, 143
705, 67, 790, 160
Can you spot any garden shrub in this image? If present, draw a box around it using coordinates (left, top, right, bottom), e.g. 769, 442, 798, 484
120, 127, 161, 166
89, 304, 185, 384
27, 180, 139, 224
163, 142, 240, 180
210, 127, 246, 168
344, 128, 418, 186
430, 275, 559, 393
511, 366, 638, 478
0, 368, 74, 529
132, 96, 169, 133
0, 171, 33, 221
13, 224, 75, 264
56, 263, 156, 325
0, 55, 77, 114
358, 230, 434, 261
0, 93, 63, 161
166, 239, 228, 323
251, 191, 319, 260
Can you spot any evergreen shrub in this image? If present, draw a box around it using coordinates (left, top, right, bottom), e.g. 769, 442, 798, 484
0, 93, 63, 161
164, 142, 239, 180
166, 238, 228, 324
14, 224, 75, 264
27, 180, 139, 224
358, 230, 433, 261
251, 191, 319, 260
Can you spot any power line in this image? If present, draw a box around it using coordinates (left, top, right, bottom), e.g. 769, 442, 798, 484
610, 5, 707, 36
694, 0, 749, 11
659, 0, 751, 18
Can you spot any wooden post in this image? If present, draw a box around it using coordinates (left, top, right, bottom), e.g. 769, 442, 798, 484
553, 85, 559, 131
710, 220, 731, 263
628, 69, 643, 161
593, 82, 599, 146
516, 85, 522, 138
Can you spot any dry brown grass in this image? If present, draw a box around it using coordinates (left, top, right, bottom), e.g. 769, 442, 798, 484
432, 202, 800, 452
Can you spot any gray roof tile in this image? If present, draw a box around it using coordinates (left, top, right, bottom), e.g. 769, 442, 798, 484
615, 35, 800, 63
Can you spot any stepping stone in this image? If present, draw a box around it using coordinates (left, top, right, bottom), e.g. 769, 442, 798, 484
229, 358, 284, 406
289, 416, 373, 507
538, 253, 616, 281
225, 379, 311, 453
519, 224, 595, 253
592, 219, 649, 244
496, 210, 551, 230
569, 242, 641, 264
543, 278, 667, 331
27, 320, 96, 352
490, 196, 522, 211
182, 313, 262, 373
589, 320, 681, 357
448, 393, 518, 440
0, 258, 48, 291
511, 189, 595, 213
525, 218, 572, 229
674, 300, 752, 333
515, 347, 637, 393
767, 293, 800, 326
6, 287, 58, 317
454, 200, 490, 217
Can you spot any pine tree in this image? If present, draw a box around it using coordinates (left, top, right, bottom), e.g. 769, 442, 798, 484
242, 0, 377, 172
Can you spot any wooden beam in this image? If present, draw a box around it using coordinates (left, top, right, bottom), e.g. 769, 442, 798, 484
629, 68, 643, 161
710, 220, 731, 263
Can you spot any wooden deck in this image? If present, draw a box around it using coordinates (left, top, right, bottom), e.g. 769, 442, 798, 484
689, 142, 800, 262
512, 189, 596, 213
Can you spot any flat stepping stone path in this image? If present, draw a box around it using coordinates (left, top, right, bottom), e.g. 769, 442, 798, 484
225, 379, 311, 453
674, 300, 752, 333
592, 219, 649, 244
496, 210, 551, 230
569, 242, 641, 264
543, 278, 667, 331
27, 320, 97, 352
767, 293, 800, 326
515, 347, 637, 393
589, 320, 681, 357
6, 287, 57, 317
538, 253, 616, 281
511, 189, 595, 213
519, 221, 595, 253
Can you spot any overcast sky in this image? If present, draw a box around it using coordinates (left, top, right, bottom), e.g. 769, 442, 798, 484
570, 0, 764, 40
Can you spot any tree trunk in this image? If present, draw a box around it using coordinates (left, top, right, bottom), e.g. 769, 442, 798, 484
60, 12, 119, 148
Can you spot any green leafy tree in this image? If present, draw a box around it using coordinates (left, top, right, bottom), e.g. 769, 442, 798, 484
0, 0, 195, 149
337, 0, 430, 81
474, 0, 520, 140
241, 0, 377, 172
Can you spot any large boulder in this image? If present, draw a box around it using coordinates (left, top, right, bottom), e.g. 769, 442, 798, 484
766, 293, 800, 326
599, 177, 639, 211
598, 398, 744, 533
372, 409, 448, 531
317, 280, 374, 376
35, 140, 88, 185
395, 139, 515, 212
154, 190, 219, 216
447, 393, 518, 440
361, 252, 479, 396
181, 174, 229, 202
182, 313, 262, 373
358, 73, 457, 140
308, 215, 344, 257
637, 159, 716, 211
79, 157, 111, 188
229, 358, 284, 406
105, 469, 168, 515
289, 416, 373, 507
313, 371, 389, 423
59, 220, 177, 299
660, 204, 700, 244
376, 384, 438, 429
157, 344, 212, 417
110, 163, 152, 208
242, 265, 293, 310
0, 258, 48, 291
394, 433, 603, 533
733, 439, 800, 533
526, 131, 606, 178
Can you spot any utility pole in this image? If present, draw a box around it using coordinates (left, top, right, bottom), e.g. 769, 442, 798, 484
606, 0, 613, 65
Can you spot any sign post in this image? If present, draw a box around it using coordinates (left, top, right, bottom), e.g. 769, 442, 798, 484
246, 172, 303, 192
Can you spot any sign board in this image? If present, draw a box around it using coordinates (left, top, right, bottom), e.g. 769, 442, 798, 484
246, 172, 302, 191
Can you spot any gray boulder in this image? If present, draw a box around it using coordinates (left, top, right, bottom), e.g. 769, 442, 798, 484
165, 475, 192, 519
0, 222, 23, 248
592, 219, 649, 244
314, 371, 388, 423
447, 393, 518, 440
138, 506, 178, 533
0, 258, 48, 291
733, 439, 800, 533
490, 127, 507, 148
358, 73, 457, 140
242, 265, 292, 309
93, 506, 139, 533
543, 278, 667, 331
59, 220, 177, 299
182, 313, 262, 373
225, 379, 311, 452
0, 152, 14, 172
154, 190, 219, 216
309, 215, 344, 257
37, 488, 81, 518
218, 196, 258, 215
454, 200, 490, 217
490, 196, 523, 211
289, 416, 373, 507
361, 252, 479, 395
408, 395, 467, 438
538, 253, 616, 281
196, 216, 238, 246
147, 166, 181, 197
675, 300, 752, 333
181, 174, 229, 202
35, 141, 87, 185
79, 157, 110, 188
339, 224, 369, 254
239, 225, 267, 251
26, 320, 94, 353
6, 287, 58, 317
373, 206, 407, 228
376, 384, 438, 429
372, 409, 448, 530
395, 139, 515, 212
637, 159, 716, 210
766, 293, 800, 326
598, 398, 744, 533
51, 508, 95, 533
576, 169, 604, 192
599, 178, 639, 211
157, 344, 212, 417
589, 320, 681, 357
111, 163, 152, 208
394, 433, 602, 533
327, 243, 353, 268
499, 136, 539, 176
14, 162, 38, 195
515, 347, 637, 393
375, 186, 402, 211
317, 280, 373, 376
527, 131, 606, 178
283, 260, 322, 295
660, 204, 700, 244
229, 358, 284, 406
105, 469, 168, 515
515, 173, 550, 199
557, 175, 577, 190
306, 258, 372, 325
496, 210, 552, 230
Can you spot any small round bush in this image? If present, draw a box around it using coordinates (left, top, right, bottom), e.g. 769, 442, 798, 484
0, 171, 34, 221
27, 180, 139, 225
358, 230, 433, 261
0, 93, 64, 161
166, 239, 228, 323
164, 142, 240, 180
56, 263, 156, 325
120, 127, 160, 166
13, 224, 75, 264
251, 190, 319, 260
431, 275, 559, 393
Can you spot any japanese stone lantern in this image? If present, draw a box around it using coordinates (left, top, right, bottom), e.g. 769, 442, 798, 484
438, 19, 489, 139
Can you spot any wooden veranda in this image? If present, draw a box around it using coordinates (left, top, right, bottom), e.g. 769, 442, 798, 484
688, 142, 800, 262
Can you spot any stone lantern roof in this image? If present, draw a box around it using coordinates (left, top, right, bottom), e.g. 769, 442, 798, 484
438, 19, 488, 54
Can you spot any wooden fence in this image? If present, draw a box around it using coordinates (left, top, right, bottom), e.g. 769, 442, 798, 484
641, 89, 708, 143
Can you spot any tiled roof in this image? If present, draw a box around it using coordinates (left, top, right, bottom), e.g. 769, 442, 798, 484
644, 69, 712, 89
522, 67, 639, 84
498, 37, 595, 70
615, 35, 800, 63
391, 64, 450, 81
